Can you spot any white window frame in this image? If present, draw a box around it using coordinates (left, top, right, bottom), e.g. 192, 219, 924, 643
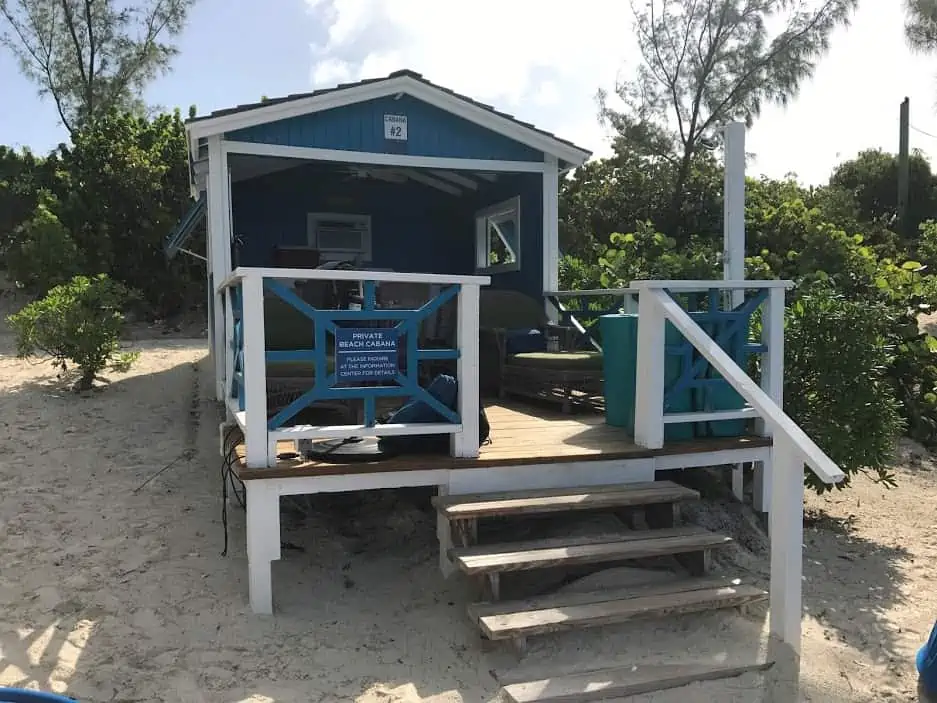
475, 196, 521, 274
306, 212, 372, 263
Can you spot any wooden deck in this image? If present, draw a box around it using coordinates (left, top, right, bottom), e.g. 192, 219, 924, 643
233, 401, 770, 480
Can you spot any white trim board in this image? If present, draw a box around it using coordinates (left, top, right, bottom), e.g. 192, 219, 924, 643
222, 140, 548, 173
187, 74, 591, 166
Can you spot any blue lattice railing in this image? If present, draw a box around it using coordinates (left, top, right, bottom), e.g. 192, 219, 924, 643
219, 268, 489, 468
662, 287, 768, 414
258, 279, 461, 430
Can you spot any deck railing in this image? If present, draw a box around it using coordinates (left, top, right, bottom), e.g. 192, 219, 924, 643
544, 288, 638, 350
217, 267, 490, 468
631, 279, 845, 654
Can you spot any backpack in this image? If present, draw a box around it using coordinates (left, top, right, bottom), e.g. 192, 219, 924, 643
378, 374, 490, 456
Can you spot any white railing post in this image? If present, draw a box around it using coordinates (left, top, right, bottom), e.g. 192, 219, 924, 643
241, 272, 269, 467
633, 290, 666, 448
755, 286, 786, 511
224, 286, 235, 419
769, 437, 805, 654
452, 282, 480, 458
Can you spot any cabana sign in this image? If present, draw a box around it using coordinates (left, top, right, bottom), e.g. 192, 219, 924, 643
335, 328, 399, 382
383, 114, 407, 141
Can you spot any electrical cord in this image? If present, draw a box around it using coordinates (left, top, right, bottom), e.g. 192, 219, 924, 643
220, 425, 246, 557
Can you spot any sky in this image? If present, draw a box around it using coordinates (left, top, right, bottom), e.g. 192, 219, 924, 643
0, 0, 936, 185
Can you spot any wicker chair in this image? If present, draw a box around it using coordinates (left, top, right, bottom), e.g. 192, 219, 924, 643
478, 289, 603, 413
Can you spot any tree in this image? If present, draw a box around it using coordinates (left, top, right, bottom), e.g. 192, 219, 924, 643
0, 145, 59, 256
0, 0, 196, 133
905, 0, 937, 53
602, 0, 858, 235
828, 148, 937, 238
54, 108, 197, 314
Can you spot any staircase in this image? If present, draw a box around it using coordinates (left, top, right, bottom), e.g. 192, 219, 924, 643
433, 481, 768, 656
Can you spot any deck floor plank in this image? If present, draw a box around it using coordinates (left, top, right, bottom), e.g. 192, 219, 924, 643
233, 400, 770, 480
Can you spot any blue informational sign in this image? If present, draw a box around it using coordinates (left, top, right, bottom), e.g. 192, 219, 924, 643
334, 328, 399, 383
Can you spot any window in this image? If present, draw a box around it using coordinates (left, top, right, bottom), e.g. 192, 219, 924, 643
307, 212, 372, 263
475, 197, 520, 273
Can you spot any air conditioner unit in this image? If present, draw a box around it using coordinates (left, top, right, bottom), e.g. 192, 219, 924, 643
307, 212, 372, 262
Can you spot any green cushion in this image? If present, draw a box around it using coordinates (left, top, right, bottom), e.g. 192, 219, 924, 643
510, 351, 603, 370
266, 356, 335, 379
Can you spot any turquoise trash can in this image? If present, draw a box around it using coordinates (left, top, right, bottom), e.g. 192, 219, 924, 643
600, 313, 749, 439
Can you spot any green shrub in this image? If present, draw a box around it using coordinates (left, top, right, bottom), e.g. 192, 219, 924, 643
783, 288, 904, 492
7, 274, 140, 390
4, 197, 82, 294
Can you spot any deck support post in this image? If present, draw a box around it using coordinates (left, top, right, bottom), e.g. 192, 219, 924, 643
756, 286, 787, 512
207, 136, 232, 402
542, 154, 559, 322
437, 484, 457, 578
246, 481, 281, 615
452, 283, 481, 458
768, 438, 804, 654
724, 123, 747, 504
241, 273, 269, 467
633, 291, 666, 449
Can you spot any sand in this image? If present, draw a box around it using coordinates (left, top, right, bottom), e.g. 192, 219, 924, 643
0, 304, 935, 701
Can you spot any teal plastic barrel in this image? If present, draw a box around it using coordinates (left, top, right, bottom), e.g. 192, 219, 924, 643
600, 313, 749, 439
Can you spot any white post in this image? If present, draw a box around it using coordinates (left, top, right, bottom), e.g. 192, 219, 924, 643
224, 285, 236, 415
755, 286, 787, 512
768, 438, 804, 654
723, 122, 746, 309
207, 136, 232, 401
241, 272, 269, 467
724, 122, 747, 501
452, 283, 481, 458
633, 290, 666, 449
246, 480, 281, 614
542, 154, 560, 321
436, 483, 456, 578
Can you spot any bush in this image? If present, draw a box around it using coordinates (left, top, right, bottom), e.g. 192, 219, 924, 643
7, 274, 140, 390
783, 288, 904, 492
4, 197, 82, 294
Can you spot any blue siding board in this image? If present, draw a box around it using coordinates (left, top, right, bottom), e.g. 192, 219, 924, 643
227, 95, 543, 162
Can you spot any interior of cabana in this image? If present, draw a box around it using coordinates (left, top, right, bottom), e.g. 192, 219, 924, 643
221, 155, 606, 419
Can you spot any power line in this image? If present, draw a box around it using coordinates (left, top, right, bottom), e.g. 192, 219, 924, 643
911, 124, 937, 139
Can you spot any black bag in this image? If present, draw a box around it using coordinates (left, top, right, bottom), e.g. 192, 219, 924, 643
378, 374, 490, 456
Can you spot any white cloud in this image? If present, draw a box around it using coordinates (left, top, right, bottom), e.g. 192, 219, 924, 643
303, 1, 937, 185
304, 0, 636, 156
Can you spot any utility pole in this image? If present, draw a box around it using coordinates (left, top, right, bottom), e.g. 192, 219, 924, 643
898, 97, 910, 238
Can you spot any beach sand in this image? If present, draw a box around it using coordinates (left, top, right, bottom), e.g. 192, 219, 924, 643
0, 305, 934, 701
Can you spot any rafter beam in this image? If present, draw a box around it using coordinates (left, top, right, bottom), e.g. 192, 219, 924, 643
430, 170, 479, 189
399, 169, 462, 196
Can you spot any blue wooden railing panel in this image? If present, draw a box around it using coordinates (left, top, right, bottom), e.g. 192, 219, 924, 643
228, 277, 463, 430
662, 288, 768, 412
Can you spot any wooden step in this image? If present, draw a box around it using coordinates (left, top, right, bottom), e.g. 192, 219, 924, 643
502, 660, 773, 702
449, 526, 732, 576
433, 481, 699, 521
470, 577, 767, 641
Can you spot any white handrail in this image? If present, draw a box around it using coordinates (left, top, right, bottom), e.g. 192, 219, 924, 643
648, 287, 843, 484
633, 284, 844, 655
631, 279, 794, 292
218, 266, 490, 293
544, 288, 638, 298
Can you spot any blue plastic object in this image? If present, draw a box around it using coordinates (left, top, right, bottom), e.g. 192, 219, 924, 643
0, 689, 76, 703
918, 621, 937, 695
